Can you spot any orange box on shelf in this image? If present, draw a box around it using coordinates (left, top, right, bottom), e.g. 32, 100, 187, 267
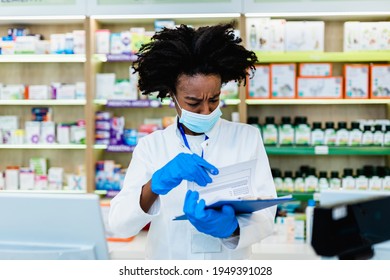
370, 64, 390, 99
344, 64, 369, 99
270, 63, 296, 99
297, 76, 343, 99
247, 65, 270, 99
299, 63, 332, 77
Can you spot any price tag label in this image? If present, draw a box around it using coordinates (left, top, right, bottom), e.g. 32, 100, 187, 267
315, 145, 329, 155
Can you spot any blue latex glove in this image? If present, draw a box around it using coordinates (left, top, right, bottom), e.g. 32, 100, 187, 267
151, 153, 218, 195
183, 190, 238, 238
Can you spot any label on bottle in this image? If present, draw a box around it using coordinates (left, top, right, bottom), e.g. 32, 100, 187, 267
373, 131, 384, 146
318, 178, 329, 190
330, 178, 341, 190
362, 131, 373, 146
355, 176, 368, 190
384, 132, 390, 146
283, 177, 294, 192
274, 177, 284, 191
305, 176, 318, 192
279, 124, 294, 145
294, 177, 305, 192
263, 124, 278, 145
369, 176, 383, 191
311, 129, 325, 146
336, 129, 349, 146
295, 124, 311, 145
348, 130, 362, 146
324, 128, 336, 146
342, 176, 355, 190
383, 176, 390, 191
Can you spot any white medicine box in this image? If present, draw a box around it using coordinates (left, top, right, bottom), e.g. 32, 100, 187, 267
360, 22, 380, 51
299, 63, 332, 77
246, 18, 285, 51
270, 64, 296, 99
285, 21, 324, 52
344, 22, 362, 51
344, 65, 369, 99
297, 77, 343, 99
378, 22, 390, 50
247, 65, 270, 99
370, 65, 390, 98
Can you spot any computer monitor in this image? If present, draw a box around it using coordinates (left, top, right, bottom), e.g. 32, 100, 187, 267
0, 192, 109, 260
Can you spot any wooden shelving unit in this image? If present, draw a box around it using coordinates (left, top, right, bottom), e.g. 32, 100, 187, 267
0, 3, 389, 194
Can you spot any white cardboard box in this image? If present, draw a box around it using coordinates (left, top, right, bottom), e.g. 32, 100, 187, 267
285, 21, 324, 52
246, 18, 285, 51
299, 63, 332, 77
28, 85, 50, 100
96, 73, 116, 99
344, 22, 362, 51
248, 65, 270, 99
371, 65, 390, 98
344, 65, 369, 98
378, 22, 390, 50
297, 77, 343, 98
271, 64, 296, 98
360, 22, 380, 51
96, 29, 110, 54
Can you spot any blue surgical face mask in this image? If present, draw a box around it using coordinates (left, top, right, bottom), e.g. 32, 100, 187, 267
173, 95, 222, 134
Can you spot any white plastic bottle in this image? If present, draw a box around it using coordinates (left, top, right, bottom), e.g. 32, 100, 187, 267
306, 199, 316, 244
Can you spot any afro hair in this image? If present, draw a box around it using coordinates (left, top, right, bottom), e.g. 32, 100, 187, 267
132, 23, 258, 99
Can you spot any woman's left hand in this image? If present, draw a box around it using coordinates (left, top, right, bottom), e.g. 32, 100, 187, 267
183, 190, 238, 238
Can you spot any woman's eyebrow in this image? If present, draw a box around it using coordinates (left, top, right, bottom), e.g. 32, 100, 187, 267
184, 92, 221, 101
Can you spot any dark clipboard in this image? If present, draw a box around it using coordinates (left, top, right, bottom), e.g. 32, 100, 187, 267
173, 195, 293, 221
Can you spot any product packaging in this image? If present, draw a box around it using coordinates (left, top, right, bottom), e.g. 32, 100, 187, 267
19, 168, 35, 190
344, 64, 369, 99
299, 63, 332, 77
370, 64, 390, 98
270, 64, 296, 98
247, 65, 270, 99
285, 21, 324, 51
344, 22, 361, 51
95, 29, 110, 54
25, 121, 41, 144
297, 77, 343, 98
246, 18, 286, 51
29, 157, 47, 176
28, 85, 50, 100
96, 73, 116, 99
220, 81, 239, 99
40, 121, 56, 144
360, 22, 379, 50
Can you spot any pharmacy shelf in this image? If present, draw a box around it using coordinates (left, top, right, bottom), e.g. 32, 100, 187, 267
94, 99, 162, 108
93, 144, 135, 152
95, 190, 120, 198
255, 51, 390, 63
94, 53, 138, 62
94, 99, 241, 107
0, 100, 86, 106
277, 191, 315, 202
265, 146, 390, 156
0, 144, 87, 150
0, 189, 86, 194
0, 54, 86, 63
246, 99, 390, 105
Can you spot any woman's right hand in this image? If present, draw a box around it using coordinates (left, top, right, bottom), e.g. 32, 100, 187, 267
151, 153, 218, 195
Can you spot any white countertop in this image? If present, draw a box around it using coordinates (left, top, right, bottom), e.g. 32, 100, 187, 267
108, 231, 320, 260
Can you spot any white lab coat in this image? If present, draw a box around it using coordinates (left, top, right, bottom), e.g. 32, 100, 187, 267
109, 118, 276, 259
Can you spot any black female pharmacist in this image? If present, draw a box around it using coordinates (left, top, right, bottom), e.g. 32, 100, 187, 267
109, 23, 276, 260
